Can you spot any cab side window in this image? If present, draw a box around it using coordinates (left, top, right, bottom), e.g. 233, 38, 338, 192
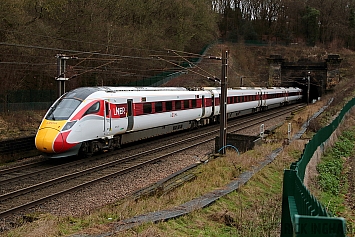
84, 102, 100, 116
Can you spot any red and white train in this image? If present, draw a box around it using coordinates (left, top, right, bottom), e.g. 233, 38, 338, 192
35, 86, 303, 158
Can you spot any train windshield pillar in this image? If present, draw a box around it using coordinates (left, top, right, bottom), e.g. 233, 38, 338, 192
45, 98, 81, 121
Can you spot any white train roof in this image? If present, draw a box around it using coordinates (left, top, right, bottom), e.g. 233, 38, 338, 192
98, 86, 188, 92
63, 86, 302, 101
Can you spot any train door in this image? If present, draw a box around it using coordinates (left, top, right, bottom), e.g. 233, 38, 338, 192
104, 101, 112, 135
127, 99, 134, 131
285, 90, 289, 103
211, 94, 215, 115
262, 92, 267, 106
258, 91, 261, 107
201, 96, 205, 117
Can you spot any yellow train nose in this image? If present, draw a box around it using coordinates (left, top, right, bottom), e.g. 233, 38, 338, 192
35, 120, 66, 153
35, 128, 58, 153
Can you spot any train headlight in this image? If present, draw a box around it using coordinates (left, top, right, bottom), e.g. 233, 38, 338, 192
62, 121, 77, 131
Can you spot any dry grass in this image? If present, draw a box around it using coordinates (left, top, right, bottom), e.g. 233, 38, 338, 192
3, 214, 58, 237
0, 111, 45, 141
0, 110, 45, 164
121, 142, 301, 237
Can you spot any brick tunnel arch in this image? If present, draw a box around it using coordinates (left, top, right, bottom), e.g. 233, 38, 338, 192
267, 54, 342, 103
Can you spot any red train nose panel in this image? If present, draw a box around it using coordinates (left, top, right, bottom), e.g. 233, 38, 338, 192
53, 133, 64, 153
54, 131, 77, 153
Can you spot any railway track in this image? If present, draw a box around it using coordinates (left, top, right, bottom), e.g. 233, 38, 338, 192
0, 104, 304, 219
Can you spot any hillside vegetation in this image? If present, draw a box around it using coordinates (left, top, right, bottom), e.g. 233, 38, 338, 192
1, 0, 355, 96
1, 43, 355, 141
0, 0, 218, 95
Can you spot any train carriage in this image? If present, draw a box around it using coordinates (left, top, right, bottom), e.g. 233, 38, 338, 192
35, 86, 303, 158
260, 87, 287, 109
286, 87, 303, 104
226, 87, 263, 116
118, 89, 213, 144
205, 87, 263, 118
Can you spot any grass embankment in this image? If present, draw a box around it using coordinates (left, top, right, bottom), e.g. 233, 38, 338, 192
317, 130, 353, 214
0, 110, 45, 164
0, 111, 44, 141
309, 118, 355, 235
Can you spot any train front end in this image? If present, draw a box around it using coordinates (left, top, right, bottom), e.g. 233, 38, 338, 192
35, 98, 82, 158
35, 119, 67, 154
35, 87, 98, 158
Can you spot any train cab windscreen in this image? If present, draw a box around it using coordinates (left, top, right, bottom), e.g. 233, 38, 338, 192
45, 98, 81, 121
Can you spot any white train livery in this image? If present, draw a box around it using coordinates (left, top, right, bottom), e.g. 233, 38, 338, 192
35, 86, 303, 158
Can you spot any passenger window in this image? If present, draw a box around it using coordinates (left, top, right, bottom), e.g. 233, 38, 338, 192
176, 101, 181, 110
155, 102, 163, 113
184, 100, 189, 109
143, 103, 152, 114
166, 101, 173, 111
84, 102, 100, 116
192, 99, 197, 108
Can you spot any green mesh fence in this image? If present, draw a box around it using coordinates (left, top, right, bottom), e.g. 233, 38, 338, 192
280, 98, 355, 236
0, 90, 56, 113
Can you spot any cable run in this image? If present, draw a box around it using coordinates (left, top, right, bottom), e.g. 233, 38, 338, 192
155, 56, 220, 83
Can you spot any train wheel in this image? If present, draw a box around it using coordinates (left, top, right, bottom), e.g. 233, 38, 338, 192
190, 120, 199, 129
112, 136, 121, 149
78, 141, 93, 158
